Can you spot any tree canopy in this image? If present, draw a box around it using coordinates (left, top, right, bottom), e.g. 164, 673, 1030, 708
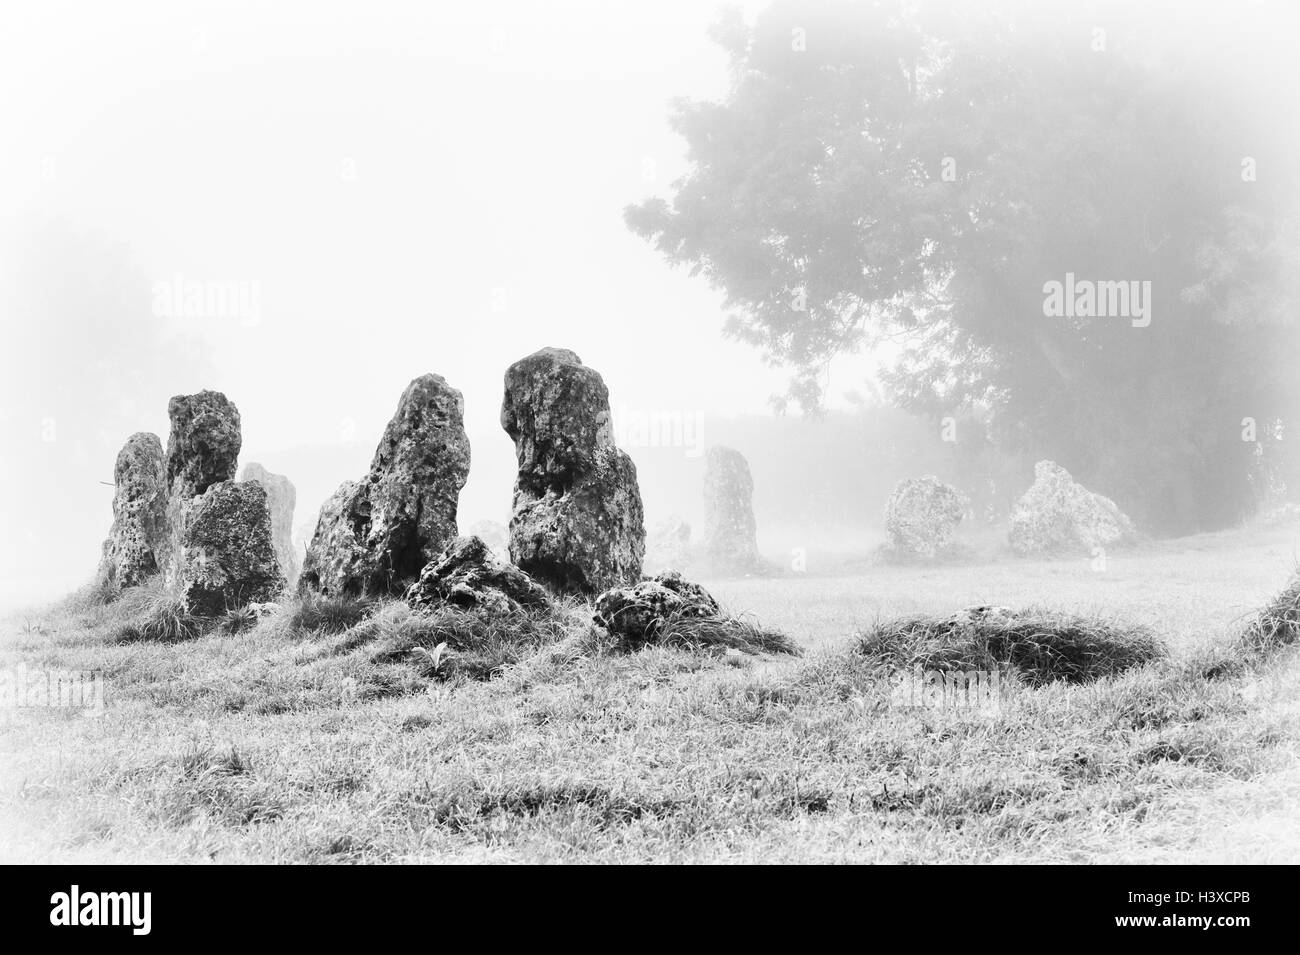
626, 0, 1299, 534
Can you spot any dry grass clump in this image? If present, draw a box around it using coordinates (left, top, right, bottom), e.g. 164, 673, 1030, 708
858, 607, 1165, 685
289, 592, 374, 634
1238, 575, 1300, 656
645, 609, 801, 656
361, 600, 580, 684
110, 582, 206, 643
219, 605, 260, 634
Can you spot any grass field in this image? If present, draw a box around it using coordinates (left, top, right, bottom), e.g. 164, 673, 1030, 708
2, 523, 1299, 863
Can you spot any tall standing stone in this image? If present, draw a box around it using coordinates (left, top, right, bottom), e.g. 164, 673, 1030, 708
165, 390, 242, 501
96, 432, 168, 591
162, 390, 285, 612
171, 480, 286, 614
301, 374, 471, 596
160, 390, 242, 568
702, 445, 760, 574
239, 462, 300, 586
501, 347, 645, 595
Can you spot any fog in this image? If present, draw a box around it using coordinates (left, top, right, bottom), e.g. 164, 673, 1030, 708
2, 0, 1298, 608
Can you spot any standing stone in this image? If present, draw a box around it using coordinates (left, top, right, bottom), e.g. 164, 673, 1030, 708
884, 476, 966, 560
96, 432, 168, 590
701, 445, 760, 574
1009, 460, 1137, 556
643, 515, 693, 574
171, 480, 286, 614
239, 462, 299, 586
165, 390, 242, 501
301, 374, 471, 596
160, 390, 242, 570
502, 348, 645, 595
159, 389, 286, 612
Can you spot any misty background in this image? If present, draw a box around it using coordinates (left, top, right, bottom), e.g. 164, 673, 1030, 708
2, 0, 1298, 609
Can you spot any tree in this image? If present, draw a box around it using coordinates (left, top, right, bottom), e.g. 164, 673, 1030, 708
626, 0, 1299, 534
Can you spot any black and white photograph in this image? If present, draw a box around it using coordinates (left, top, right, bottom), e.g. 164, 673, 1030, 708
0, 0, 1296, 901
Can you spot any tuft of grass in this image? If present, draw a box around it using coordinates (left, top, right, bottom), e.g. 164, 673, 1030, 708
648, 609, 801, 657
179, 744, 254, 779
219, 605, 259, 634
290, 592, 374, 634
156, 745, 281, 828
111, 583, 206, 643
62, 574, 123, 610
1238, 574, 1300, 656
858, 607, 1165, 685
363, 600, 580, 684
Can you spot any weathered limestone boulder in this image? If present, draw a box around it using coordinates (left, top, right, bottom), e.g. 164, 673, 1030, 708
96, 432, 168, 590
169, 480, 286, 614
502, 348, 645, 595
239, 462, 299, 586
165, 390, 242, 501
593, 571, 721, 647
643, 515, 692, 574
948, 605, 1016, 626
301, 375, 471, 596
405, 535, 551, 615
1009, 461, 1137, 556
160, 390, 243, 570
502, 347, 613, 487
701, 445, 760, 574
298, 481, 367, 594
884, 476, 966, 559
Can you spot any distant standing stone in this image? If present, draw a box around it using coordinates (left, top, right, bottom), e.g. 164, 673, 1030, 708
643, 515, 693, 574
239, 462, 300, 586
884, 476, 966, 559
1009, 460, 1137, 556
701, 445, 760, 574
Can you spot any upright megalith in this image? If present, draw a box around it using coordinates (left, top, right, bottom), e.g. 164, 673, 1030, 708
96, 432, 168, 591
884, 476, 966, 560
165, 390, 242, 501
701, 445, 759, 574
1009, 460, 1137, 556
301, 374, 471, 596
170, 480, 286, 614
501, 347, 645, 595
91, 389, 284, 612
239, 462, 299, 586
161, 390, 284, 612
